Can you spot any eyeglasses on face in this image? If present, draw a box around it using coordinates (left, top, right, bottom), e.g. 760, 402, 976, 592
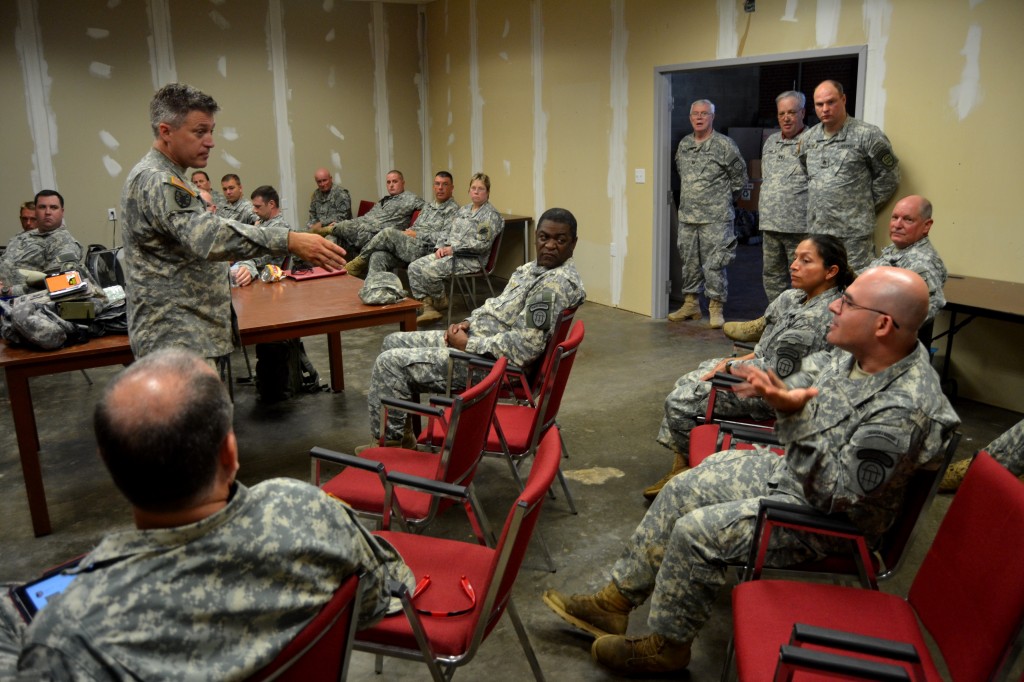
838, 293, 900, 329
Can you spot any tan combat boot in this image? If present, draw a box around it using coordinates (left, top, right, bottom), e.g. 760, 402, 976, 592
591, 633, 692, 676
416, 297, 443, 324
343, 253, 369, 278
708, 299, 725, 329
667, 294, 701, 322
354, 429, 417, 454
542, 582, 633, 638
723, 315, 767, 342
642, 451, 690, 501
938, 457, 972, 493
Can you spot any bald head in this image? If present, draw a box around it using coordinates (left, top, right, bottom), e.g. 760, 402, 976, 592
94, 349, 233, 513
314, 168, 333, 193
861, 266, 930, 335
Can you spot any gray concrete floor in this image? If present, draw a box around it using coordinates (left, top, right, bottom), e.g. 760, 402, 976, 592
2, 284, 1022, 680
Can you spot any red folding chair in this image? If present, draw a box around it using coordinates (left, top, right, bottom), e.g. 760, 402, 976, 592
357, 200, 374, 217
729, 452, 1024, 681
247, 573, 362, 682
310, 357, 507, 540
352, 429, 562, 681
445, 228, 505, 324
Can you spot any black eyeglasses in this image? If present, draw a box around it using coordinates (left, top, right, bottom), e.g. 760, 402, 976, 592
838, 294, 900, 329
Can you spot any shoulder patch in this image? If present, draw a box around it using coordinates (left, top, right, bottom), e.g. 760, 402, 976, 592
854, 430, 904, 494
880, 152, 897, 169
169, 175, 197, 196
526, 290, 555, 330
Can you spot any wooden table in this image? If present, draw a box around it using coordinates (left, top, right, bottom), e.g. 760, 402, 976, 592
0, 273, 419, 536
935, 274, 1024, 396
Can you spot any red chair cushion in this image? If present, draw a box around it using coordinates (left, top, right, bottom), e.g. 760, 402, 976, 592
356, 531, 496, 657
321, 447, 442, 520
732, 580, 942, 681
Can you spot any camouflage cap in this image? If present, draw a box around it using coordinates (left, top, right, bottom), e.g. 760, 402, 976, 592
358, 271, 407, 305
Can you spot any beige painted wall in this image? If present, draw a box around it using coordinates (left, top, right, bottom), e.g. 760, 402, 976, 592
4, 0, 1023, 411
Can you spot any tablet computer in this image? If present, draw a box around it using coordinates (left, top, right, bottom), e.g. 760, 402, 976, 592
9, 557, 81, 622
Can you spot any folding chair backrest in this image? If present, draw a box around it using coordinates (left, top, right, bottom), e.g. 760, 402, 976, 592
528, 321, 585, 450
357, 200, 374, 217
436, 356, 507, 486
525, 306, 578, 401
910, 452, 1024, 682
481, 227, 503, 273
874, 431, 960, 580
475, 429, 562, 646
248, 572, 361, 681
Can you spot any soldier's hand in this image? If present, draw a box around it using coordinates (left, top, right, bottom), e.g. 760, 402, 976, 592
309, 221, 323, 232
403, 229, 417, 238
287, 232, 347, 271
731, 364, 818, 414
234, 268, 253, 287
701, 358, 732, 381
445, 326, 469, 350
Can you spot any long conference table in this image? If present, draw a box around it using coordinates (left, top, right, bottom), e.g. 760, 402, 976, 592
0, 273, 420, 537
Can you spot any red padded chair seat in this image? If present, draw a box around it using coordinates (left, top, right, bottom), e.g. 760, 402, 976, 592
321, 447, 442, 520
358, 531, 495, 657
732, 579, 943, 681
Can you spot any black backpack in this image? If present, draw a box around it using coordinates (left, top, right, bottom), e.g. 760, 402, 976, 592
254, 340, 323, 402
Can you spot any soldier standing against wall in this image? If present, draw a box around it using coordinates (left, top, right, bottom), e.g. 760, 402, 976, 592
668, 99, 747, 329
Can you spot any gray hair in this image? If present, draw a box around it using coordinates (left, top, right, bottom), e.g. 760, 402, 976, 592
149, 83, 219, 137
690, 99, 716, 114
776, 90, 806, 109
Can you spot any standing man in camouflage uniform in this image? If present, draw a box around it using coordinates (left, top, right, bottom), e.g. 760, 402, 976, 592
307, 167, 352, 233
17, 201, 36, 232
669, 99, 748, 328
868, 195, 947, 322
120, 83, 345, 359
0, 190, 86, 298
231, 185, 294, 287
219, 174, 257, 225
362, 207, 585, 449
802, 80, 900, 272
343, 171, 458, 279
942, 417, 1024, 491
724, 91, 810, 343
190, 170, 225, 210
314, 170, 425, 251
543, 267, 959, 676
0, 349, 413, 679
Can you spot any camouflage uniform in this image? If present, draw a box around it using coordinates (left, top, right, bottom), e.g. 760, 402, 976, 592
331, 191, 426, 250
368, 258, 585, 440
408, 201, 504, 301
220, 197, 257, 225
868, 237, 947, 321
0, 227, 85, 297
121, 148, 291, 358
801, 117, 900, 271
675, 131, 747, 301
306, 184, 352, 229
758, 128, 810, 302
233, 213, 295, 279
1, 479, 414, 680
209, 188, 226, 210
360, 197, 459, 276
656, 287, 841, 454
985, 418, 1024, 477
612, 343, 959, 644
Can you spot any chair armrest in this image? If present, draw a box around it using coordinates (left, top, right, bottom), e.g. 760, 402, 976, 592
711, 371, 744, 387
733, 341, 755, 352
380, 396, 445, 420
759, 499, 861, 536
310, 446, 385, 474
387, 470, 470, 500
791, 623, 920, 664
777, 645, 912, 681
719, 422, 780, 445
428, 396, 455, 407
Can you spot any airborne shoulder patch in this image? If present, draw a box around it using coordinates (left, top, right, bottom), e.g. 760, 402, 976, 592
526, 290, 555, 330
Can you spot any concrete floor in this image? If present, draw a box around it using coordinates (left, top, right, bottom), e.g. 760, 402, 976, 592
2, 280, 1022, 680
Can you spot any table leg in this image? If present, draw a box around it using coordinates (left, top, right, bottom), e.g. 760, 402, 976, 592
327, 331, 344, 391
7, 369, 52, 537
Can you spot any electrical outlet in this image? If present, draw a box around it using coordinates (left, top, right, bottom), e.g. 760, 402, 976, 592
107, 208, 117, 221
634, 168, 646, 184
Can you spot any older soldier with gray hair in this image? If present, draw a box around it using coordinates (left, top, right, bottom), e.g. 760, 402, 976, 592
361, 208, 585, 450
668, 99, 748, 329
802, 80, 900, 271
307, 167, 352, 233
120, 83, 346, 360
724, 90, 810, 343
0, 348, 413, 678
314, 170, 425, 251
543, 267, 959, 676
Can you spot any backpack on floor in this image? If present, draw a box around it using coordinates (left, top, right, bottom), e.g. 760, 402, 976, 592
255, 340, 304, 402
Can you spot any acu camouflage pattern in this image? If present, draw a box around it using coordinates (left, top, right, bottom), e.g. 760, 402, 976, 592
675, 130, 747, 224
0, 227, 85, 297
759, 128, 810, 301
367, 258, 585, 440
408, 201, 504, 300
121, 148, 290, 358
984, 417, 1024, 477
614, 343, 958, 644
656, 287, 840, 454
358, 197, 460, 277
307, 184, 352, 228
801, 117, 900, 268
233, 213, 295, 279
219, 198, 257, 225
676, 220, 736, 301
868, 236, 947, 321
331, 191, 426, 249
6, 480, 413, 681
358, 271, 407, 305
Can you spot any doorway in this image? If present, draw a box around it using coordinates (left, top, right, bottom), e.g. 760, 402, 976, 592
651, 47, 866, 319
